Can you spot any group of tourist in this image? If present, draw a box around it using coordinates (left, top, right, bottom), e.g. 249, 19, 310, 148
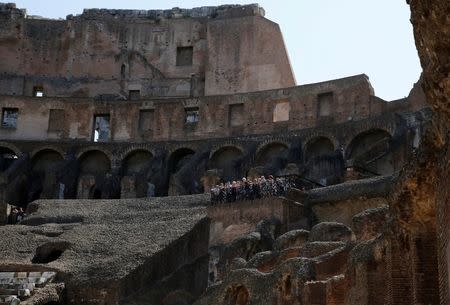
7, 207, 26, 224
210, 175, 295, 204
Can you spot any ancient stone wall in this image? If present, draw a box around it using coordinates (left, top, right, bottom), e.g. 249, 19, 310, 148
0, 3, 293, 98
0, 107, 426, 207
407, 0, 450, 304
0, 75, 425, 142
205, 15, 295, 95
208, 197, 294, 246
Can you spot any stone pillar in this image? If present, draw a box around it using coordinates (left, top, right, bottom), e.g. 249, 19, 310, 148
77, 175, 95, 199
120, 176, 136, 199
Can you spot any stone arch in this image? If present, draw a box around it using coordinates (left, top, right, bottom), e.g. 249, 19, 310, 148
344, 123, 394, 150
223, 285, 250, 305
0, 146, 19, 171
346, 129, 392, 159
209, 145, 244, 181
255, 141, 289, 166
78, 150, 111, 175
76, 147, 114, 164
302, 132, 338, 150
31, 149, 64, 173
0, 141, 20, 156
30, 146, 65, 159
166, 147, 197, 196
210, 144, 245, 159
168, 147, 196, 174
304, 137, 335, 162
117, 144, 155, 162
121, 149, 153, 176
346, 129, 393, 175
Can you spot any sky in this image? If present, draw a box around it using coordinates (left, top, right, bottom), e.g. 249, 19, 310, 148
13, 0, 422, 101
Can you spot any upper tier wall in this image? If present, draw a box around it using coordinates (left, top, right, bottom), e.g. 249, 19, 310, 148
0, 75, 425, 142
0, 3, 294, 98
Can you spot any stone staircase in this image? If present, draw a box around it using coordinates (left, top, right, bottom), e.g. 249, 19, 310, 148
0, 272, 56, 305
196, 181, 390, 305
196, 220, 356, 305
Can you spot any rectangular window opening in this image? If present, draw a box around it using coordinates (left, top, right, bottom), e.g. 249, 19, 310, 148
176, 46, 193, 66
1, 108, 18, 129
273, 100, 290, 122
185, 107, 199, 124
93, 114, 110, 142
139, 110, 154, 132
229, 104, 244, 127
318, 92, 333, 117
33, 86, 44, 97
129, 90, 140, 101
48, 109, 65, 132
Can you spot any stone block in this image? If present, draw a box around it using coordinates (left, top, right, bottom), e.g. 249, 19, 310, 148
309, 222, 354, 242
274, 229, 309, 251
28, 272, 42, 278
42, 271, 56, 280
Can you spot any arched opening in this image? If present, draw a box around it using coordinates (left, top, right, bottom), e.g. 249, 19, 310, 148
31, 242, 69, 264
304, 137, 335, 162
122, 150, 153, 176
168, 148, 195, 174
255, 142, 289, 166
31, 149, 64, 173
28, 149, 64, 201
166, 148, 196, 196
79, 150, 111, 176
304, 137, 343, 186
77, 150, 112, 199
347, 129, 393, 176
210, 146, 243, 181
0, 146, 18, 172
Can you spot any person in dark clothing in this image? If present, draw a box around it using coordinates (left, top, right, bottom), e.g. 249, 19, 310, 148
253, 178, 261, 199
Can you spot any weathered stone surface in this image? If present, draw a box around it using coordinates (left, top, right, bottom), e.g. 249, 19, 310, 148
308, 222, 354, 242
0, 0, 447, 304
274, 229, 309, 251
352, 205, 388, 241
0, 195, 210, 305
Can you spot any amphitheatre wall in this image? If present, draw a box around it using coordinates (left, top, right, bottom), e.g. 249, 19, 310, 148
0, 0, 448, 304
0, 75, 423, 142
0, 3, 294, 98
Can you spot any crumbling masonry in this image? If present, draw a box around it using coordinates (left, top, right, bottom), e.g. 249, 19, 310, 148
0, 2, 447, 305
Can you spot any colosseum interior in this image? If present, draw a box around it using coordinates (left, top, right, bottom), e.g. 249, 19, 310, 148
0, 1, 448, 305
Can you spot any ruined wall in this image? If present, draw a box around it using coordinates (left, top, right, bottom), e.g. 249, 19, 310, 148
208, 197, 285, 246
0, 3, 294, 99
0, 75, 423, 142
205, 16, 295, 95
407, 0, 450, 304
0, 105, 425, 206
306, 176, 393, 226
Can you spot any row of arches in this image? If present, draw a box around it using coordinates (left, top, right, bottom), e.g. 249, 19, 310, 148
0, 128, 397, 204
0, 128, 394, 174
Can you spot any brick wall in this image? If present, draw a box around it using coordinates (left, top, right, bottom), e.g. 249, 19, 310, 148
0, 74, 419, 142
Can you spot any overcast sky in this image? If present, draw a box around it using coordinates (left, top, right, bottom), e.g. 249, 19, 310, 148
13, 0, 421, 101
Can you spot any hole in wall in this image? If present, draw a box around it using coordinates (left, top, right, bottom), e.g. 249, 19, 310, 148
32, 242, 70, 264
